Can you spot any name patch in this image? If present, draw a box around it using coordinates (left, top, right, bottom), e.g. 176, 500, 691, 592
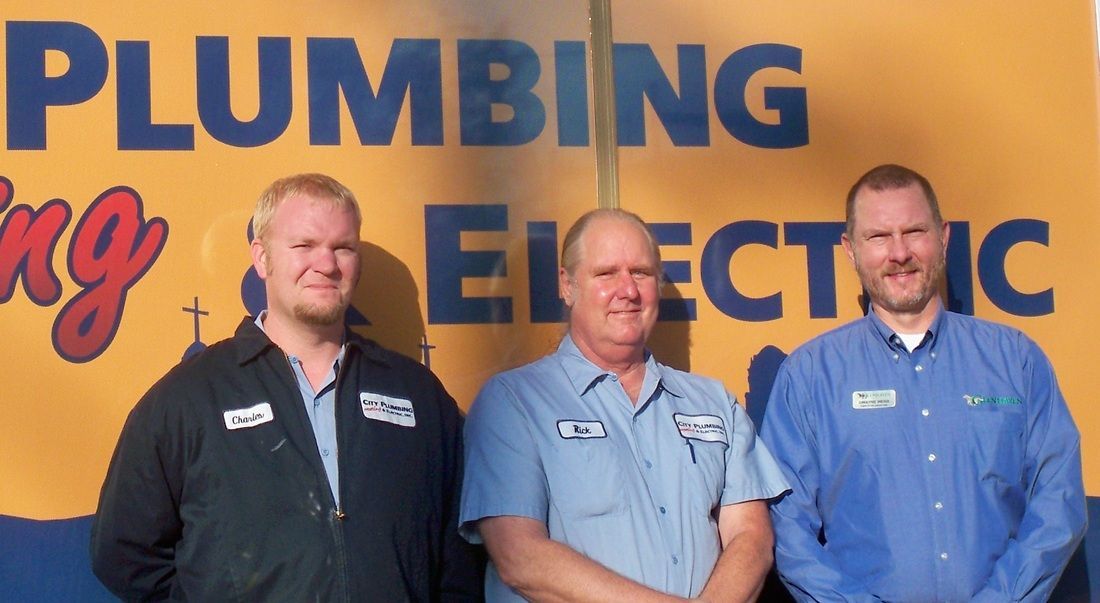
557, 420, 607, 439
360, 392, 416, 427
852, 390, 896, 409
674, 413, 727, 444
223, 402, 274, 430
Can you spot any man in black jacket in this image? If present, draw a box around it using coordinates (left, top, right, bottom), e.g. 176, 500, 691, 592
91, 173, 483, 601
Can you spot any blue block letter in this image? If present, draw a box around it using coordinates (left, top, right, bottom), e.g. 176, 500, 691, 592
425, 205, 513, 324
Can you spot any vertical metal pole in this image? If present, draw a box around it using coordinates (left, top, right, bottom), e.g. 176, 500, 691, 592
589, 0, 620, 209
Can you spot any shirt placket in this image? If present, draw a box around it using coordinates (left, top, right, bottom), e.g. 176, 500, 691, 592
901, 337, 952, 598
616, 378, 686, 593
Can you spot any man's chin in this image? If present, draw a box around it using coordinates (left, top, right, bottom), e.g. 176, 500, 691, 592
294, 303, 345, 326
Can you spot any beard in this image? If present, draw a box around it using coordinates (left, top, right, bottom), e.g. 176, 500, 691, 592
858, 252, 946, 315
294, 301, 345, 326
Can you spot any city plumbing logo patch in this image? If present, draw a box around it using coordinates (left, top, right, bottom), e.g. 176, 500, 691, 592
674, 413, 727, 444
360, 392, 417, 427
964, 394, 1022, 407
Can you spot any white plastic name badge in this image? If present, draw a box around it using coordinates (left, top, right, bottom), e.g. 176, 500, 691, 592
852, 390, 896, 409
224, 402, 274, 430
360, 392, 417, 427
557, 420, 607, 439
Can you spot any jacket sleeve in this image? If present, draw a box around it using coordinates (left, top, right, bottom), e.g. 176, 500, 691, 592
432, 378, 487, 601
969, 339, 1087, 602
90, 385, 185, 601
759, 363, 883, 603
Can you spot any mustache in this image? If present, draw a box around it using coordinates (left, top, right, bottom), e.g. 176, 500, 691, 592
883, 263, 921, 275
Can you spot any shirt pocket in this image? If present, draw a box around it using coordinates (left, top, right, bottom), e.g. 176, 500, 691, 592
963, 406, 1026, 488
680, 439, 726, 513
545, 438, 628, 518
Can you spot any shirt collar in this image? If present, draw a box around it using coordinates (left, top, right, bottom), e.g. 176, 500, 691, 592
864, 299, 945, 354
235, 312, 388, 366
556, 334, 680, 400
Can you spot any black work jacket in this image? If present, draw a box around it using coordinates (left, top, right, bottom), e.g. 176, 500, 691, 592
91, 318, 483, 601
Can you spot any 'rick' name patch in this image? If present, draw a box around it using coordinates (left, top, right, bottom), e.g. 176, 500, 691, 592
557, 420, 607, 439
360, 393, 416, 427
852, 390, 896, 409
674, 413, 727, 444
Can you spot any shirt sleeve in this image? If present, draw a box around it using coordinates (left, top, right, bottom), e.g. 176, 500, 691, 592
720, 391, 790, 506
459, 376, 549, 543
89, 386, 184, 600
759, 362, 884, 603
969, 337, 1087, 602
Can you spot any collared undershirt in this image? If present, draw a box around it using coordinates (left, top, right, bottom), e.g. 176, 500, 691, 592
255, 312, 345, 507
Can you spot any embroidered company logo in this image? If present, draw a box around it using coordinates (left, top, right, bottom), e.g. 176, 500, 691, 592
360, 392, 417, 427
674, 413, 727, 444
963, 394, 1022, 407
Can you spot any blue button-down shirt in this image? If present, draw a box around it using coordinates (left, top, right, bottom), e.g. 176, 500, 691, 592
460, 335, 789, 599
255, 313, 345, 506
761, 307, 1086, 602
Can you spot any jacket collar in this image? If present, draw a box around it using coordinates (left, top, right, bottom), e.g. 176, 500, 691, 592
232, 316, 391, 367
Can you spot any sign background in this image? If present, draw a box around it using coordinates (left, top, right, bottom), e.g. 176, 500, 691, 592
0, 1, 1096, 599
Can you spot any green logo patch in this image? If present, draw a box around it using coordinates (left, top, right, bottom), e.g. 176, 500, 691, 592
963, 394, 1022, 407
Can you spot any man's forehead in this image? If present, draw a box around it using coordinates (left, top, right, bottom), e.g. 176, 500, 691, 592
852, 184, 936, 224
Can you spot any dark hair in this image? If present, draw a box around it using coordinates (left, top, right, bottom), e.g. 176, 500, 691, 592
846, 164, 943, 235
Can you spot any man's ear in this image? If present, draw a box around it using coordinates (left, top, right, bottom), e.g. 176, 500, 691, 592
559, 267, 574, 306
841, 232, 856, 266
251, 239, 269, 279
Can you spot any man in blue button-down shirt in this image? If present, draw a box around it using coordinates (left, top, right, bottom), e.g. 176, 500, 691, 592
760, 164, 1086, 602
461, 209, 790, 602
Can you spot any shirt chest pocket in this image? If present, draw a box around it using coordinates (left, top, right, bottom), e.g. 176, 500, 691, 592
680, 439, 726, 513
544, 438, 628, 518
963, 406, 1027, 486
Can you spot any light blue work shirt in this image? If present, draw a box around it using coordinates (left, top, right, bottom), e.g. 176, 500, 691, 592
255, 313, 345, 507
460, 334, 789, 599
761, 306, 1086, 602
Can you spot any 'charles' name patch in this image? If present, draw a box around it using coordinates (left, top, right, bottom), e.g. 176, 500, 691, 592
557, 420, 607, 439
224, 402, 274, 430
360, 392, 416, 427
852, 390, 896, 409
674, 413, 727, 444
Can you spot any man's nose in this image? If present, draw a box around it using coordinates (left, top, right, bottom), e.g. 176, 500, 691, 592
314, 247, 339, 274
886, 235, 912, 263
615, 271, 639, 298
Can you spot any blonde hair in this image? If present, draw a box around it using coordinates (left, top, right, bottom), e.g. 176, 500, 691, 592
252, 173, 361, 242
560, 208, 662, 277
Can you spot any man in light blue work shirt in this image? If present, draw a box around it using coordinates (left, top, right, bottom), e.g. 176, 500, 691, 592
460, 209, 789, 602
760, 164, 1087, 601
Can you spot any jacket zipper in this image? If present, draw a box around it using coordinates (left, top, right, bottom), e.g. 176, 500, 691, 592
281, 351, 351, 600
330, 349, 351, 601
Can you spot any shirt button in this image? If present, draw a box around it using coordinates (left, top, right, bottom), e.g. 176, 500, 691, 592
644, 460, 653, 469
671, 555, 679, 565
322, 449, 330, 457
934, 501, 944, 510
927, 453, 937, 462
940, 552, 949, 561
915, 364, 924, 372
893, 353, 900, 360
659, 506, 667, 514
921, 409, 930, 417
609, 373, 619, 381
930, 351, 937, 359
